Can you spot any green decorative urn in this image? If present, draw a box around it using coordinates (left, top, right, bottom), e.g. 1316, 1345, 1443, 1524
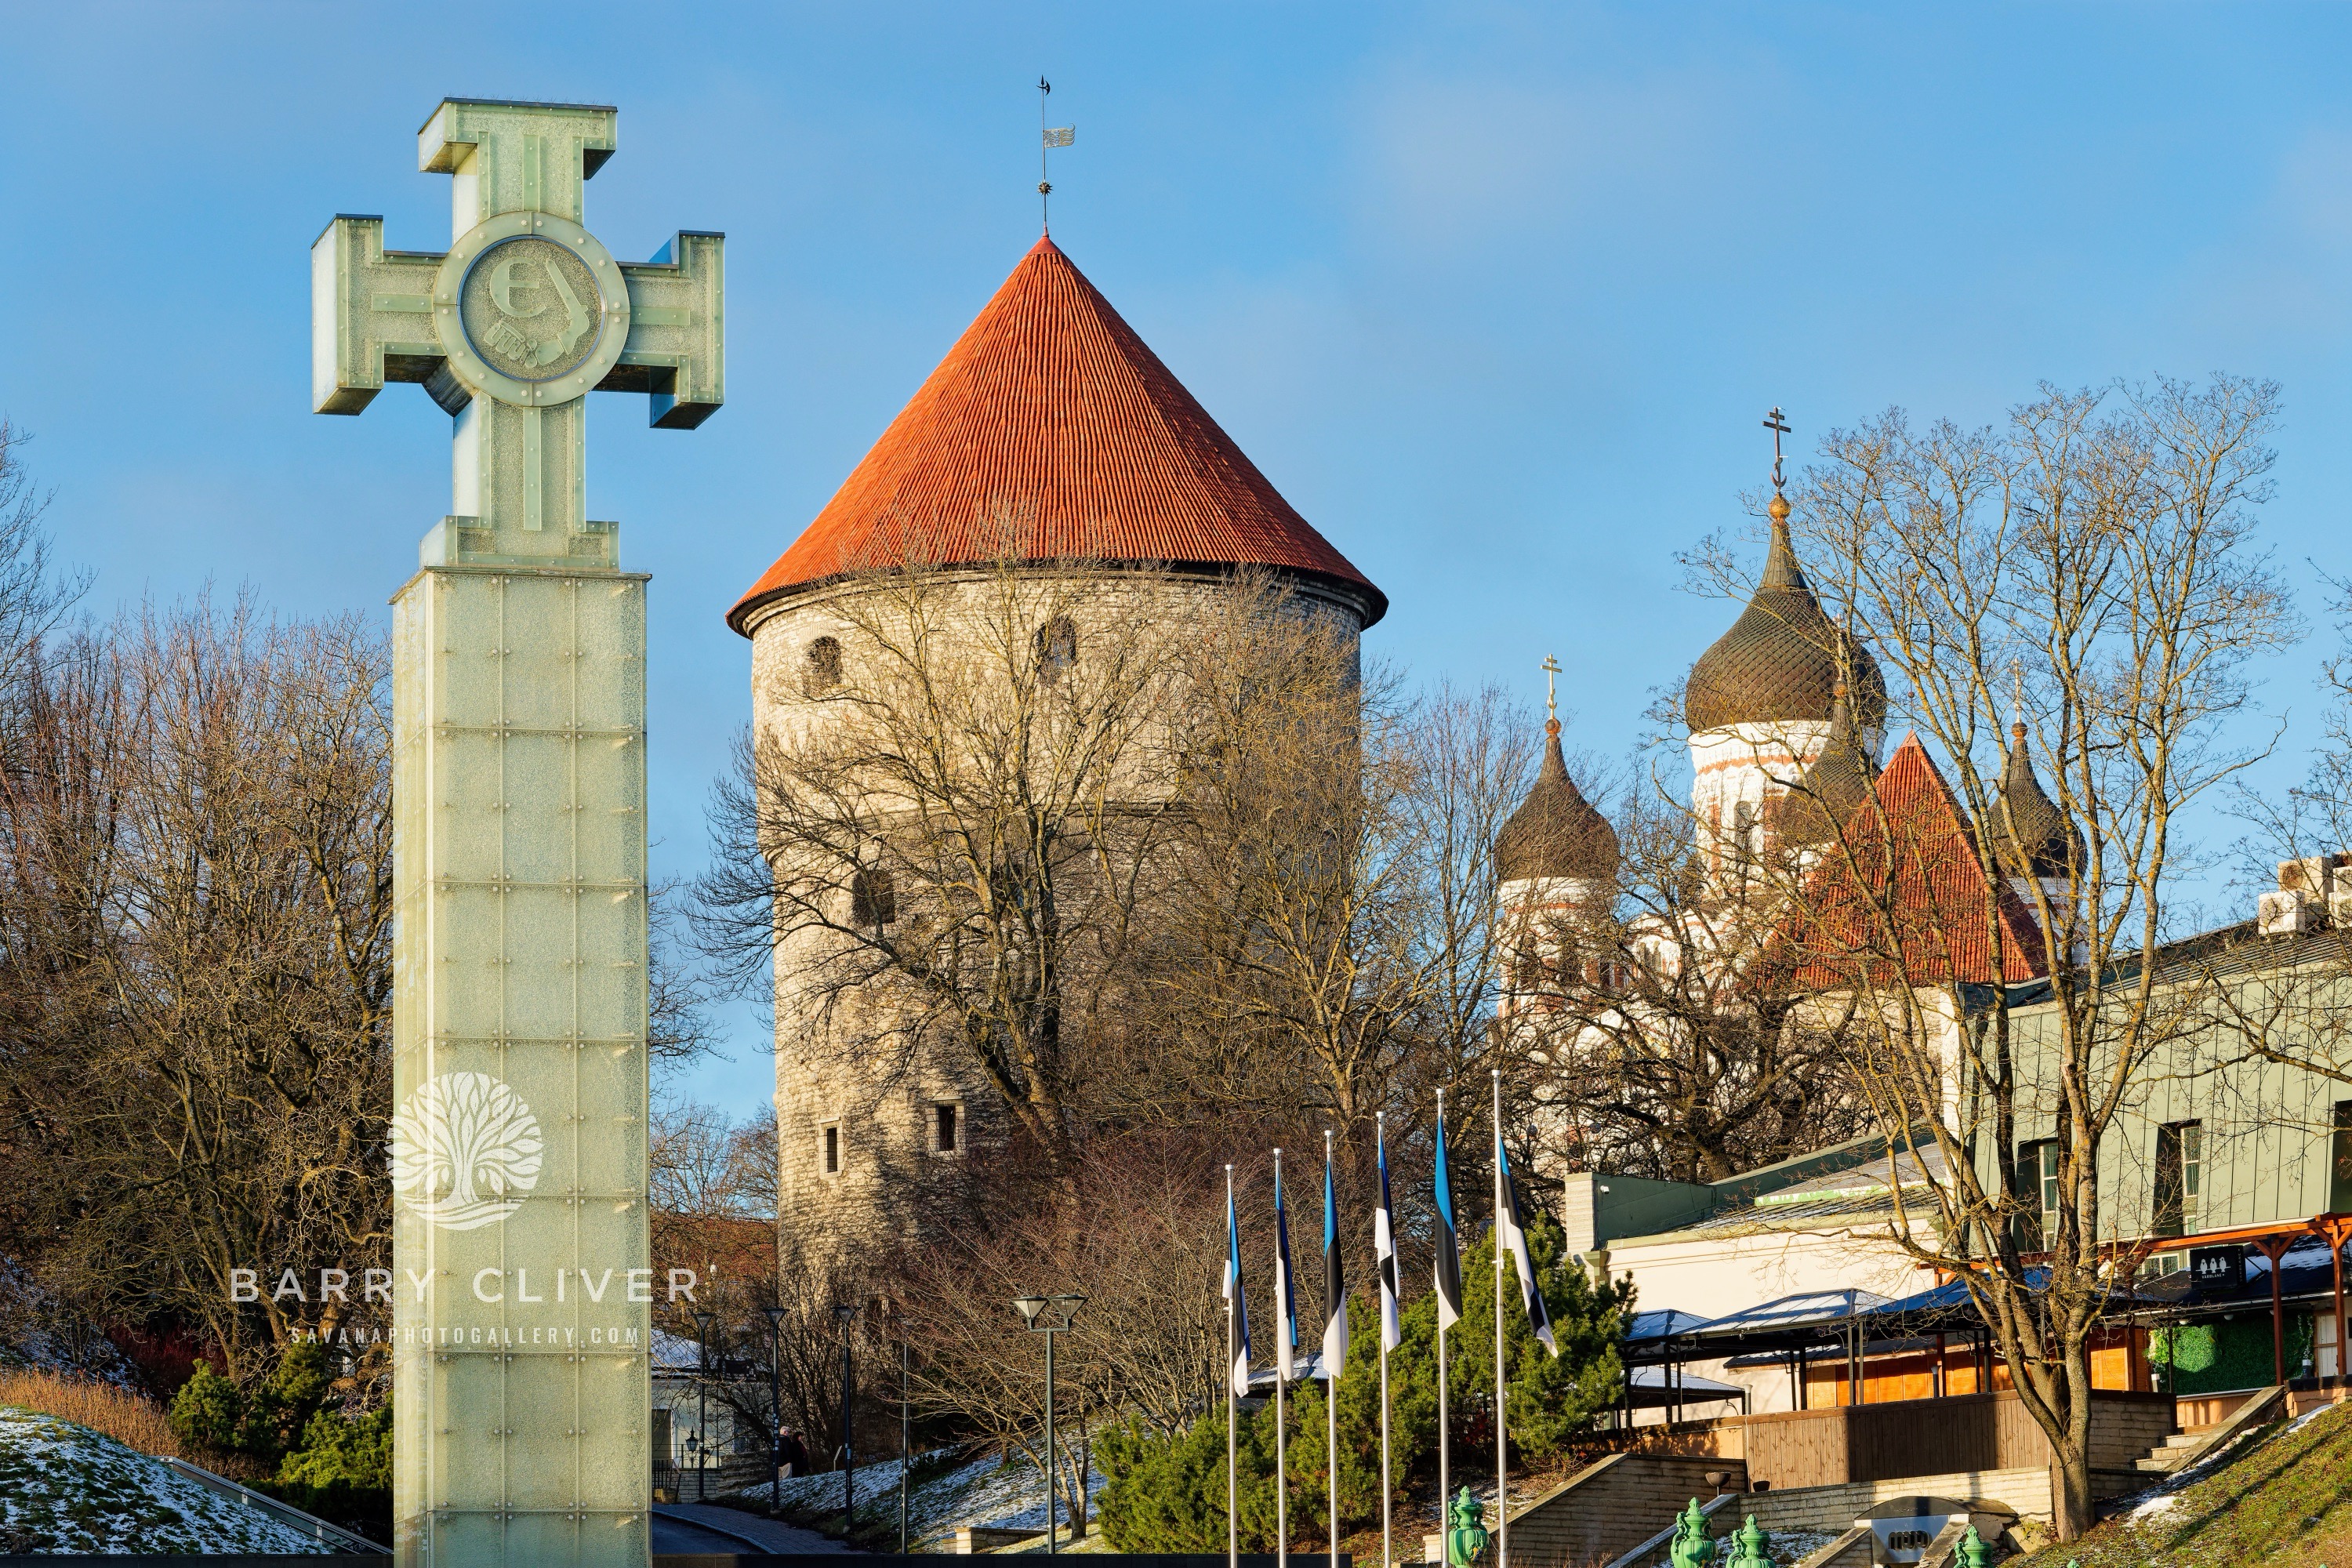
1958, 1526, 1991, 1568
1723, 1516, 1773, 1568
1668, 1499, 1715, 1568
1444, 1487, 1492, 1568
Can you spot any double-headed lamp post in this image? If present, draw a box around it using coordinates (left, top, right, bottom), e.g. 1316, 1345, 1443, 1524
762, 1304, 788, 1516
1012, 1293, 1086, 1555
693, 1310, 716, 1504
833, 1301, 860, 1541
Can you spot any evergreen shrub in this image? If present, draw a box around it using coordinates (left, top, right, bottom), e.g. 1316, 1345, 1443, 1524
1099, 1214, 1632, 1551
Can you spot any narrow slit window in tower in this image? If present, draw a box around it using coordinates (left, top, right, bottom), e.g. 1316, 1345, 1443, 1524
803, 636, 843, 698
851, 868, 896, 928
1034, 615, 1077, 688
935, 1103, 959, 1154
822, 1123, 841, 1176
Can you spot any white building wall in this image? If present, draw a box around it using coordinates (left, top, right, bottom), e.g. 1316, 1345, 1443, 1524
1600, 1221, 1931, 1416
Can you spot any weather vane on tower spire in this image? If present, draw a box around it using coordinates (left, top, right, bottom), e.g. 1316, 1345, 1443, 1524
1038, 78, 1076, 234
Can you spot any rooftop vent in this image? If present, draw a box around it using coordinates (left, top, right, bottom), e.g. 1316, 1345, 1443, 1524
2259, 854, 2352, 935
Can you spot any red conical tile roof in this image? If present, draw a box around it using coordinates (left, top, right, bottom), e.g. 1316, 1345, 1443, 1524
728, 237, 1385, 634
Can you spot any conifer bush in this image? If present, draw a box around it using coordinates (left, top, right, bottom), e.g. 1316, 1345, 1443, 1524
1099, 1214, 1632, 1551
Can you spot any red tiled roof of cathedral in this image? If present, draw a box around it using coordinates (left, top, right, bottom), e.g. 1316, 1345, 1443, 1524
728, 237, 1384, 634
1774, 733, 2049, 989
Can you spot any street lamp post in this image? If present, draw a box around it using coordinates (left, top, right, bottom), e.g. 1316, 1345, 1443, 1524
900, 1334, 912, 1553
1013, 1293, 1086, 1555
694, 1310, 716, 1504
763, 1304, 789, 1516
833, 1302, 860, 1542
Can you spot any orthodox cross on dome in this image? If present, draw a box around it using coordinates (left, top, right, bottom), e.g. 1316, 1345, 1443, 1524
1541, 654, 1561, 735
1038, 78, 1076, 234
313, 99, 724, 561
1763, 405, 1792, 494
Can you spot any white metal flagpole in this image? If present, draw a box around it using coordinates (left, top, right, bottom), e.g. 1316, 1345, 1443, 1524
1326, 1129, 1340, 1568
1227, 1163, 1239, 1568
1493, 1070, 1508, 1568
1435, 1089, 1450, 1541
1377, 1112, 1395, 1568
1275, 1148, 1289, 1568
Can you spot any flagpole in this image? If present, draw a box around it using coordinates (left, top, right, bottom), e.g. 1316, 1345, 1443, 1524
1435, 1088, 1449, 1545
1325, 1129, 1340, 1568
1275, 1148, 1288, 1568
1377, 1112, 1392, 1568
1228, 1163, 1238, 1568
1493, 1069, 1508, 1568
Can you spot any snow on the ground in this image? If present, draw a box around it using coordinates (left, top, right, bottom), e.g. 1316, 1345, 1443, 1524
2125, 1400, 2322, 1522
0, 1260, 139, 1387
745, 1444, 1109, 1546
0, 1408, 334, 1554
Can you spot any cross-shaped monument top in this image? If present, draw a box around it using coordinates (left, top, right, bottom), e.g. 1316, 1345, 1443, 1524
314, 98, 724, 567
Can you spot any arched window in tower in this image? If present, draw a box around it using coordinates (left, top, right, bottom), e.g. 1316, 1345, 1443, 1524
1508, 935, 1542, 994
850, 867, 896, 929
1732, 800, 1758, 864
802, 636, 843, 698
1033, 615, 1077, 688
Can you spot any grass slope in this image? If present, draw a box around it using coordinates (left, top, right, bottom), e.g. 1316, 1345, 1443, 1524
0, 1407, 331, 1555
2023, 1399, 2352, 1568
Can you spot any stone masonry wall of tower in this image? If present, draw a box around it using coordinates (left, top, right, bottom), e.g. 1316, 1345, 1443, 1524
745, 572, 1367, 1265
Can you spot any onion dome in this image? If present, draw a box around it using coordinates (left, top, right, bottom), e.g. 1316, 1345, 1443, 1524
1778, 683, 1877, 848
1686, 497, 1885, 735
1496, 720, 1619, 884
1989, 723, 2081, 879
729, 236, 1383, 634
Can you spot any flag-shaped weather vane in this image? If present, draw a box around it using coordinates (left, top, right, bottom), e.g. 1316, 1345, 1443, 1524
1039, 77, 1076, 233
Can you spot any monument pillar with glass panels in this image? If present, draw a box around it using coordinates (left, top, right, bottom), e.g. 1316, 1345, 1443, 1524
313, 96, 724, 1566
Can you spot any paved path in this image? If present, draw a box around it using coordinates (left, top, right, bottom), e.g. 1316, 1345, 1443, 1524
652, 1501, 855, 1553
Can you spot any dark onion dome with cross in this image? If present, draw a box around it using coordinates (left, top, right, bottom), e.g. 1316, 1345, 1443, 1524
1685, 494, 1886, 736
1988, 723, 2082, 880
1496, 719, 1620, 884
727, 236, 1384, 634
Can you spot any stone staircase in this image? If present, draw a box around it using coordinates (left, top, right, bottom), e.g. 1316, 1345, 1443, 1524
2136, 1425, 2219, 1475
2134, 1386, 2286, 1476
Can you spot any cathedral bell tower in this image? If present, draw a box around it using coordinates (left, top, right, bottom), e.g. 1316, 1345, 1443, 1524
1494, 662, 1619, 1008
1684, 434, 1885, 891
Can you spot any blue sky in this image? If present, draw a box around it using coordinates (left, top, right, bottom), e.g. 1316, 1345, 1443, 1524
2, 4, 2347, 1111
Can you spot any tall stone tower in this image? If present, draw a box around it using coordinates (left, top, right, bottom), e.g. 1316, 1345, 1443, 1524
1685, 495, 1885, 890
727, 236, 1384, 1261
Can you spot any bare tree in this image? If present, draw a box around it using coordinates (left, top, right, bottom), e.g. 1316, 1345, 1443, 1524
0, 597, 397, 1374
892, 1129, 1240, 1540
1737, 376, 2296, 1537
694, 551, 1197, 1175
1512, 784, 1874, 1183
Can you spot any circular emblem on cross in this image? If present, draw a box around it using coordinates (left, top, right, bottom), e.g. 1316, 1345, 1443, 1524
461, 237, 604, 382
430, 212, 633, 408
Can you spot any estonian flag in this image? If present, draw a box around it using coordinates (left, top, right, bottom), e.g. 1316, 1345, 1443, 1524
1434, 1102, 1463, 1334
1374, 1122, 1402, 1352
1322, 1146, 1349, 1377
1225, 1184, 1252, 1394
1274, 1160, 1298, 1381
1497, 1137, 1559, 1356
